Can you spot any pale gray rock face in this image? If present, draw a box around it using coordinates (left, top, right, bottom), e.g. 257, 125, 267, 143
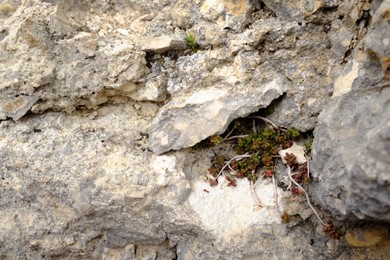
1, 0, 389, 259
0, 0, 150, 117
311, 90, 390, 221
0, 103, 337, 259
310, 0, 390, 222
262, 0, 326, 18
149, 54, 289, 154
140, 36, 187, 54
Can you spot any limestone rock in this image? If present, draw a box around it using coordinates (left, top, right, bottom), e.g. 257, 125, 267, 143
311, 89, 390, 221
171, 0, 201, 29
140, 36, 187, 53
0, 103, 181, 259
0, 103, 332, 259
240, 18, 334, 131
262, 0, 325, 19
279, 143, 307, 165
363, 0, 390, 80
148, 51, 289, 154
130, 74, 168, 102
345, 227, 388, 247
200, 0, 253, 31
1, 0, 390, 259
310, 0, 390, 222
0, 95, 38, 120
0, 1, 149, 115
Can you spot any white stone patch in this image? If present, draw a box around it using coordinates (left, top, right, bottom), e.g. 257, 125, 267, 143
117, 29, 129, 36
262, 77, 287, 93
188, 176, 283, 245
307, 98, 316, 106
216, 66, 240, 84
152, 155, 178, 186
383, 38, 389, 47
186, 88, 227, 104
279, 142, 307, 164
333, 59, 359, 97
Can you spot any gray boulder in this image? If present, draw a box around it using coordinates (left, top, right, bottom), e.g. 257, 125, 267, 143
310, 0, 390, 221
311, 89, 390, 221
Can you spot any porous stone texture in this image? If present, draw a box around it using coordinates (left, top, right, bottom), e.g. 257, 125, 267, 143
149, 65, 289, 154
0, 104, 340, 259
311, 0, 390, 222
0, 1, 150, 117
262, 0, 326, 18
311, 89, 390, 221
1, 0, 389, 259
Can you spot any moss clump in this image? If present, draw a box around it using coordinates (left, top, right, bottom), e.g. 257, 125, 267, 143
305, 137, 313, 153
207, 120, 301, 183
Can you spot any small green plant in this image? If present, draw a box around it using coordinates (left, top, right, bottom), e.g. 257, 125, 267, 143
186, 32, 198, 52
207, 122, 300, 183
305, 137, 313, 153
198, 116, 340, 237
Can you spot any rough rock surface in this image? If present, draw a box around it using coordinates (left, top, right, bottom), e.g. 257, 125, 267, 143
0, 104, 339, 259
311, 89, 390, 221
149, 63, 289, 154
1, 0, 390, 259
311, 0, 390, 222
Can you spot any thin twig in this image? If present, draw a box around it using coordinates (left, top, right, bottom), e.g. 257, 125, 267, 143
252, 119, 256, 132
287, 165, 326, 225
250, 180, 265, 208
250, 116, 285, 130
221, 127, 236, 142
255, 172, 265, 185
286, 166, 293, 190
272, 175, 281, 214
227, 163, 236, 173
305, 154, 310, 177
216, 154, 251, 179
223, 134, 249, 141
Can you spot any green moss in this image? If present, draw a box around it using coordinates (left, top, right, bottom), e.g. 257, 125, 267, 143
209, 124, 301, 182
305, 137, 313, 153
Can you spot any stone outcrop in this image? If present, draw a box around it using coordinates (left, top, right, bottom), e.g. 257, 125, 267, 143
310, 0, 390, 221
1, 0, 390, 259
148, 61, 289, 154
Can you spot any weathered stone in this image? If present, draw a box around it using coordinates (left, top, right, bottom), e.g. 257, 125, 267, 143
310, 0, 390, 222
0, 95, 38, 120
0, 102, 330, 259
102, 244, 135, 260
171, 0, 201, 29
311, 88, 390, 221
0, 1, 149, 115
363, 0, 390, 80
243, 18, 334, 131
200, 0, 253, 31
149, 53, 289, 154
0, 0, 17, 19
140, 36, 187, 53
130, 74, 167, 102
345, 227, 388, 247
279, 143, 307, 164
262, 0, 325, 18
188, 175, 284, 245
1, 0, 390, 259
